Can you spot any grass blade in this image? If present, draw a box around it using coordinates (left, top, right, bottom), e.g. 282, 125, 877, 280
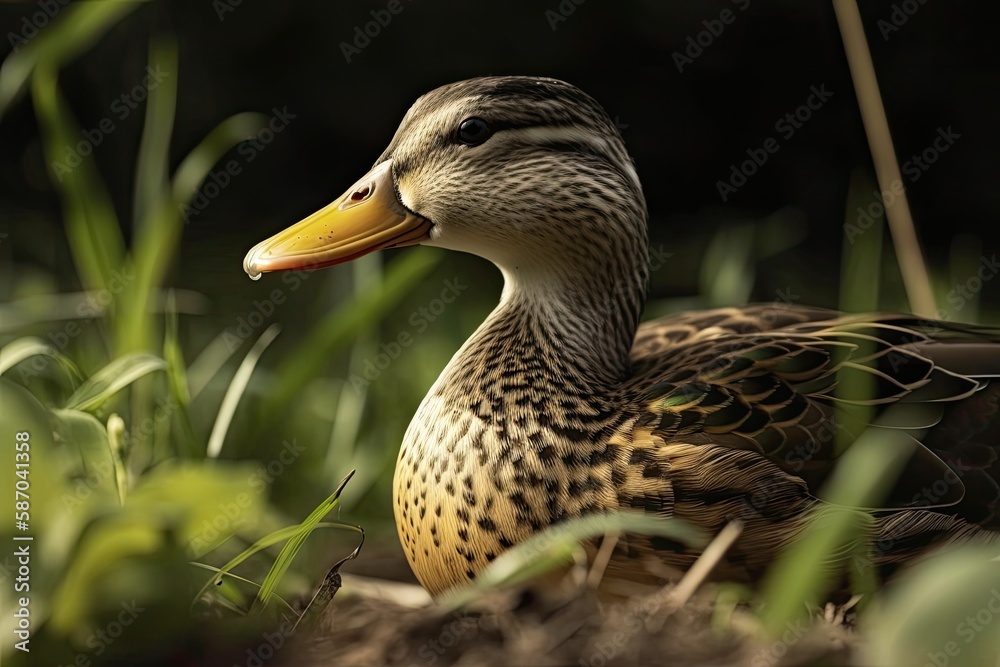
0, 1, 140, 118
864, 545, 1000, 666
186, 328, 244, 401
171, 112, 267, 207
115, 38, 180, 355
53, 408, 119, 507
132, 36, 178, 228
0, 336, 81, 381
193, 519, 363, 607
190, 562, 297, 615
759, 417, 919, 634
164, 292, 200, 458
64, 353, 167, 412
206, 323, 281, 458
31, 62, 126, 293
252, 471, 358, 610
443, 511, 706, 608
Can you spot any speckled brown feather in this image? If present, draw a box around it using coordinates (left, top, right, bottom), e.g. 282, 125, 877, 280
358, 77, 1000, 597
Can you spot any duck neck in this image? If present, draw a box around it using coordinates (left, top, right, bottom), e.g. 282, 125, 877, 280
435, 247, 650, 412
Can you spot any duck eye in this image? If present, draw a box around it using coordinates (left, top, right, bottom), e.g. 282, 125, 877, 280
456, 117, 491, 146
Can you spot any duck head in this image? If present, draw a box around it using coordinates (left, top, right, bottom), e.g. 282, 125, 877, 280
244, 76, 649, 302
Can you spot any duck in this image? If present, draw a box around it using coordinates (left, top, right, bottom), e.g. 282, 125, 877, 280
243, 76, 1000, 598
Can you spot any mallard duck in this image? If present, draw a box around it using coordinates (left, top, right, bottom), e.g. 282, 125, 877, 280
244, 76, 999, 597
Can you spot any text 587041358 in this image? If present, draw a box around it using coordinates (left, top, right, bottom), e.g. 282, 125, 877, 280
13, 431, 32, 653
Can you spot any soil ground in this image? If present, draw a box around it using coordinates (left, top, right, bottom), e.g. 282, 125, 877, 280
275, 547, 860, 667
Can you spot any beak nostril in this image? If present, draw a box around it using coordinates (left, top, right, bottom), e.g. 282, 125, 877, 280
351, 184, 372, 202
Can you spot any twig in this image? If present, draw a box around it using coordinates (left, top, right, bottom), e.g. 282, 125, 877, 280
641, 521, 743, 635
586, 531, 620, 590
337, 574, 433, 609
833, 0, 937, 319
669, 521, 743, 611
291, 525, 365, 633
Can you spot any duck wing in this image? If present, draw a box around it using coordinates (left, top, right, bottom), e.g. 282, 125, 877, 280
617, 306, 1000, 551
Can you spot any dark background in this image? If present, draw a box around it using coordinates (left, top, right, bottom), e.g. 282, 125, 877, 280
2, 0, 998, 313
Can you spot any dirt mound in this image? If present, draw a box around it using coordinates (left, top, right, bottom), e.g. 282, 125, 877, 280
281, 584, 857, 667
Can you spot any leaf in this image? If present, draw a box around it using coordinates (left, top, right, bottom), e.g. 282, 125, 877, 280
191, 520, 363, 606
253, 471, 358, 610
64, 353, 167, 412
112, 38, 180, 355
127, 462, 266, 547
49, 462, 265, 632
206, 323, 281, 458
699, 222, 756, 307
31, 61, 126, 293
52, 408, 119, 508
442, 511, 706, 608
292, 532, 365, 633
192, 521, 364, 613
0, 378, 65, 527
116, 45, 261, 355
0, 1, 140, 118
190, 562, 296, 615
186, 327, 245, 401
0, 336, 81, 381
759, 415, 918, 635
48, 515, 164, 633
163, 293, 199, 458
132, 36, 178, 228
864, 544, 1000, 667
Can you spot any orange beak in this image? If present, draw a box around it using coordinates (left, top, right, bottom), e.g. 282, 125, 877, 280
243, 160, 431, 278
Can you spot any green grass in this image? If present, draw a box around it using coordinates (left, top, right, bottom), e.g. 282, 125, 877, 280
0, 5, 432, 662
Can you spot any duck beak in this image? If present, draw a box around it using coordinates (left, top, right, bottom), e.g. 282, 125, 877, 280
243, 160, 431, 278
